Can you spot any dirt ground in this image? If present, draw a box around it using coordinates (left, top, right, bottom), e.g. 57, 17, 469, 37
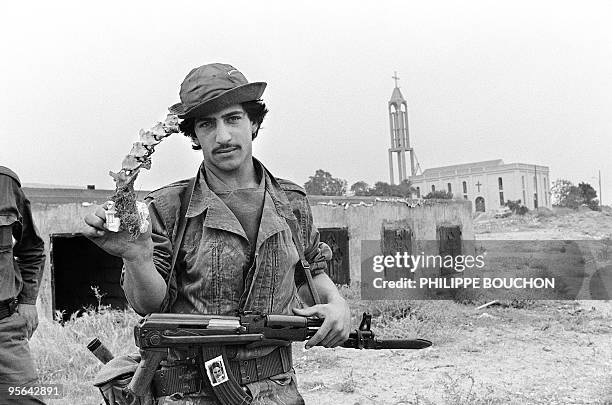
296, 209, 612, 405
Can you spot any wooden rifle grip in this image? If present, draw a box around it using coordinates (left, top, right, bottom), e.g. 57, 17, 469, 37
124, 348, 166, 401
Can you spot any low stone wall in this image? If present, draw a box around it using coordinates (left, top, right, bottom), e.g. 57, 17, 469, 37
310, 197, 474, 283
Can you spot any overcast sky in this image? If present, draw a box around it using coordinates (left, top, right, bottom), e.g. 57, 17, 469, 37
1, 0, 610, 203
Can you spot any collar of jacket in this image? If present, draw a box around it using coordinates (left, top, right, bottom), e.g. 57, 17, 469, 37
184, 157, 295, 221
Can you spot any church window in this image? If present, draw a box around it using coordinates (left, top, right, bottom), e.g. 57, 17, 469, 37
521, 176, 525, 188
499, 192, 504, 206
462, 181, 467, 194
522, 190, 526, 204
431, 185, 435, 192
447, 183, 452, 193
416, 187, 420, 198
498, 177, 503, 190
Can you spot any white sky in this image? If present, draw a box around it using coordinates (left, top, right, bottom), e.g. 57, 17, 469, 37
1, 0, 610, 203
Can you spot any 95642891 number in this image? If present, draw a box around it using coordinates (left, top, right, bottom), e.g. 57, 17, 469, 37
1, 384, 64, 399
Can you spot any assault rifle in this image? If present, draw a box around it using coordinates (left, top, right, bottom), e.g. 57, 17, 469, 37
122, 312, 431, 404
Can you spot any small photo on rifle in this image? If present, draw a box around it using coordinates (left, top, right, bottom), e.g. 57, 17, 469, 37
205, 356, 229, 386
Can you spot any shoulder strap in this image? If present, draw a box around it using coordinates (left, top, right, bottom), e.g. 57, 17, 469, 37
162, 176, 197, 311
285, 209, 322, 306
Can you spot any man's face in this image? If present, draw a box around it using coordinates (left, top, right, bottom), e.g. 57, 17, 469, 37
194, 104, 258, 175
212, 366, 224, 380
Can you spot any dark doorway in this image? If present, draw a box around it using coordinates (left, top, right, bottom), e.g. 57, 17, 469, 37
475, 197, 486, 212
319, 228, 350, 285
381, 224, 413, 279
382, 226, 413, 256
438, 226, 462, 276
50, 233, 128, 320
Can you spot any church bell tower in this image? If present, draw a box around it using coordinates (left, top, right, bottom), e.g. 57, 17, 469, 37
388, 72, 416, 184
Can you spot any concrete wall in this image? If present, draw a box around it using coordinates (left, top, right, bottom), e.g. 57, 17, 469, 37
311, 198, 474, 283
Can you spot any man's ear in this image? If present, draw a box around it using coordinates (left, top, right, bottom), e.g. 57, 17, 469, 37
251, 122, 260, 140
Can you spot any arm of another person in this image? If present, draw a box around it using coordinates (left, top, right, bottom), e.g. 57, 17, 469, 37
11, 182, 45, 338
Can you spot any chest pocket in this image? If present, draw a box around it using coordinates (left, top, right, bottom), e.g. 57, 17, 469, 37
247, 230, 300, 314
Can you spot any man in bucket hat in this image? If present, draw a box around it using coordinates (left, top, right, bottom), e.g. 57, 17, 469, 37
84, 63, 351, 404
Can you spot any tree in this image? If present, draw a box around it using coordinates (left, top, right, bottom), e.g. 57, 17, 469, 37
396, 179, 415, 198
578, 182, 600, 210
423, 190, 453, 199
371, 181, 393, 196
304, 169, 347, 196
551, 179, 575, 207
350, 181, 371, 196
368, 181, 413, 197
551, 179, 599, 210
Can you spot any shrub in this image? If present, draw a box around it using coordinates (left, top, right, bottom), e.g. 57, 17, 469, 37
505, 199, 529, 215
423, 190, 453, 199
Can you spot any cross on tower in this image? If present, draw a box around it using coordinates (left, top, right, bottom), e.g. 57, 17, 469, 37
392, 71, 400, 88
475, 181, 482, 192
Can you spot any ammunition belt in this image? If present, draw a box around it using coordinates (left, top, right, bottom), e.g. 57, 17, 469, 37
152, 346, 292, 398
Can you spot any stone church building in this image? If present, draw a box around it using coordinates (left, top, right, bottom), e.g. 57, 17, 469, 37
387, 73, 551, 212
409, 160, 551, 212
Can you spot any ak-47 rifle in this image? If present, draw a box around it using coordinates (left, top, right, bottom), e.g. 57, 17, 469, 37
123, 311, 432, 405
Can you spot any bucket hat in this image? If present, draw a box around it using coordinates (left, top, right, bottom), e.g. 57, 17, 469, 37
169, 63, 266, 118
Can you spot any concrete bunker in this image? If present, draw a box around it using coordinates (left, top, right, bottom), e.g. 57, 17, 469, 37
50, 233, 128, 319
311, 196, 474, 284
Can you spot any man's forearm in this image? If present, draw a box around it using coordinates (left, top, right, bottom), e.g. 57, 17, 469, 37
15, 247, 45, 304
297, 273, 344, 306
122, 252, 167, 314
14, 225, 46, 304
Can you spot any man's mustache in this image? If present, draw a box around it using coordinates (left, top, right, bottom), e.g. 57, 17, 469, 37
213, 144, 240, 153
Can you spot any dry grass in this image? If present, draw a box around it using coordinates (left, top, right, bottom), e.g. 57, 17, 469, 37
30, 301, 139, 404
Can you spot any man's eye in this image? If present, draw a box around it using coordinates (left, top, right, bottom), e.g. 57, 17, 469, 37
227, 115, 242, 123
198, 121, 214, 129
